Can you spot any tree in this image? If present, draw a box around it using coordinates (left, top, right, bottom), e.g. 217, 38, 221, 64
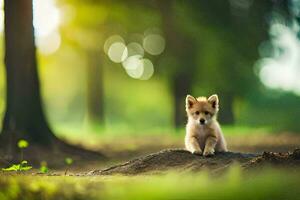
157, 1, 198, 128
0, 0, 56, 145
59, 2, 107, 129
0, 1, 104, 162
184, 0, 273, 124
86, 49, 104, 126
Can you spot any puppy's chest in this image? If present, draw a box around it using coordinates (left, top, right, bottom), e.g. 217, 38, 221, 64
194, 126, 210, 139
192, 127, 211, 149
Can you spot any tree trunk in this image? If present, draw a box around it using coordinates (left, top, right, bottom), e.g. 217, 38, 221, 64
218, 92, 235, 124
158, 1, 197, 129
86, 50, 104, 126
0, 1, 106, 162
172, 74, 192, 128
0, 0, 56, 145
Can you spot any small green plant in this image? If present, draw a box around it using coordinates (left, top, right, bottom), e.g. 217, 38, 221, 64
18, 139, 28, 162
2, 160, 32, 171
18, 139, 29, 148
64, 157, 73, 175
2, 139, 32, 172
39, 161, 49, 173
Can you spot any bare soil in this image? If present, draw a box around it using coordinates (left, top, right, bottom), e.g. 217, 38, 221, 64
0, 134, 300, 175
89, 149, 300, 175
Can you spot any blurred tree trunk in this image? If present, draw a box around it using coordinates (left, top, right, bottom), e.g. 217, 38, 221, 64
158, 1, 197, 128
218, 92, 235, 124
0, 0, 56, 145
172, 74, 192, 128
86, 50, 104, 126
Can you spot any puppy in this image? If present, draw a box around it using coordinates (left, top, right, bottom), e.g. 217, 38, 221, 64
185, 94, 227, 156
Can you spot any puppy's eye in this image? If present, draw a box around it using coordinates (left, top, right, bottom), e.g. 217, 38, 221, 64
195, 111, 200, 115
204, 111, 209, 115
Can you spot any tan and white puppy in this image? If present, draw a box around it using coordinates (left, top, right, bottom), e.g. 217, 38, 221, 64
185, 94, 227, 156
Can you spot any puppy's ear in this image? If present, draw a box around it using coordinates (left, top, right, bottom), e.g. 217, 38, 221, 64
208, 94, 219, 109
186, 95, 197, 109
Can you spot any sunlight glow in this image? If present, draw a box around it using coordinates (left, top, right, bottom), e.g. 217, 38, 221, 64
33, 0, 60, 37
139, 58, 154, 80
0, 0, 3, 33
125, 60, 144, 79
0, 0, 61, 55
108, 42, 128, 63
104, 35, 125, 55
143, 34, 165, 55
122, 56, 154, 80
122, 55, 143, 70
104, 29, 164, 80
33, 0, 61, 55
257, 21, 300, 94
36, 31, 61, 55
127, 42, 144, 57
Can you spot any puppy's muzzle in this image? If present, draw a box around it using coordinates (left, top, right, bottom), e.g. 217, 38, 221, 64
199, 118, 205, 125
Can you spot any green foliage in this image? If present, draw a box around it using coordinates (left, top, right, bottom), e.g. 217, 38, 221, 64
21, 161, 27, 165
2, 140, 32, 172
0, 0, 298, 136
0, 167, 299, 200
2, 160, 32, 172
17, 140, 28, 149
39, 166, 49, 173
39, 161, 49, 174
237, 91, 300, 131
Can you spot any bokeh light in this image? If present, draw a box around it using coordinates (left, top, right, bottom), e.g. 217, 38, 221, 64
0, 0, 61, 55
0, 0, 3, 33
36, 31, 61, 55
104, 31, 164, 80
122, 56, 154, 80
127, 42, 144, 57
257, 22, 300, 94
59, 4, 76, 25
33, 0, 60, 37
143, 34, 165, 55
122, 55, 143, 70
33, 0, 61, 55
139, 58, 154, 80
125, 58, 144, 79
104, 35, 125, 55
108, 42, 128, 63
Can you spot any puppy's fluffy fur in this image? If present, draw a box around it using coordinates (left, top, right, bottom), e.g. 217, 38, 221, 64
185, 94, 227, 156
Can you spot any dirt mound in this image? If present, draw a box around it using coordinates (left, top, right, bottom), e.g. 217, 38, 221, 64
89, 149, 257, 175
243, 149, 300, 169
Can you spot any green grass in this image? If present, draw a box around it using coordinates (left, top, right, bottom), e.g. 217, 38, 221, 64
0, 167, 299, 200
51, 124, 277, 153
222, 125, 272, 136
54, 124, 274, 143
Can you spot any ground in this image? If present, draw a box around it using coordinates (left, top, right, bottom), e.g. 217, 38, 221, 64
1, 132, 299, 173
0, 131, 300, 199
89, 149, 300, 175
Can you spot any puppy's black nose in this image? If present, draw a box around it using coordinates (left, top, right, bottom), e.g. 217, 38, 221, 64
200, 119, 205, 124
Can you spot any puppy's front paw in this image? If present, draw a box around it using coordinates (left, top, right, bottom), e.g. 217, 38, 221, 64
191, 149, 202, 155
203, 148, 215, 157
